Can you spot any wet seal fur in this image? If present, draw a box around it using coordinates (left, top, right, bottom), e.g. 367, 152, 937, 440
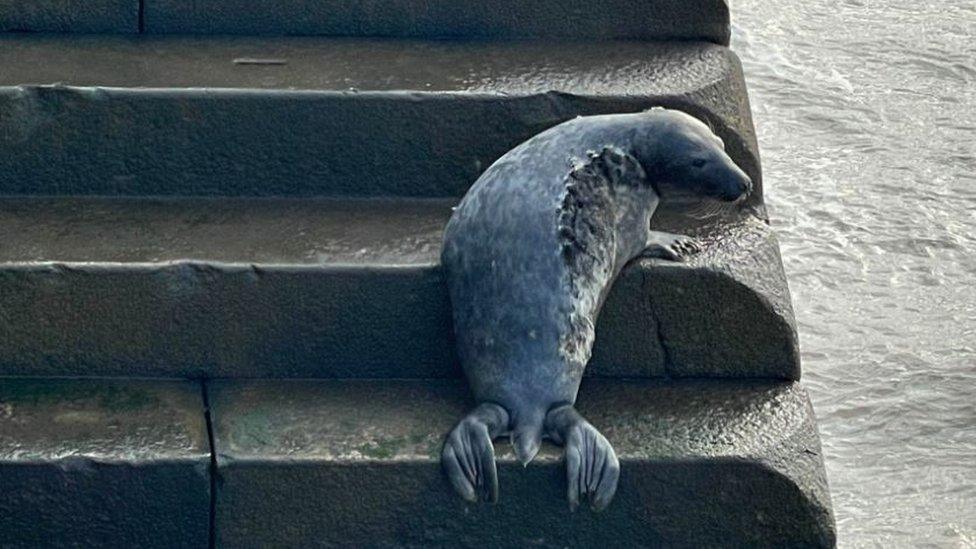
441, 109, 752, 510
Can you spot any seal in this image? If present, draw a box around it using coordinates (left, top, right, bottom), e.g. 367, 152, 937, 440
440, 108, 752, 510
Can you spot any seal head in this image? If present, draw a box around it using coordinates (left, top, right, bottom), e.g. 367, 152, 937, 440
632, 109, 753, 202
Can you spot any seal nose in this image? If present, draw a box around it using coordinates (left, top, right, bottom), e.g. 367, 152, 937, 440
732, 167, 753, 200
740, 176, 753, 196
721, 173, 752, 202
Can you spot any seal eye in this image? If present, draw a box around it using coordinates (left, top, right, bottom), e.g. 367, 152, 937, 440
691, 158, 707, 169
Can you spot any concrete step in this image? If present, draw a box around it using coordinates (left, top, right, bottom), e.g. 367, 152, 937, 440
0, 379, 210, 548
2, 0, 730, 43
0, 196, 798, 380
0, 0, 136, 34
0, 35, 760, 202
209, 378, 835, 547
0, 377, 834, 547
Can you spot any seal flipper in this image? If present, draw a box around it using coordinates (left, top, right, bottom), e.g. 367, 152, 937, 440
545, 404, 620, 511
640, 230, 701, 261
442, 402, 509, 503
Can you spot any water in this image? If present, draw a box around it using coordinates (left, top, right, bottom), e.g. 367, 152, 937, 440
730, 1, 976, 546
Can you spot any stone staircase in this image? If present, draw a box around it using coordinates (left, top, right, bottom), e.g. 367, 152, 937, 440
0, 2, 835, 547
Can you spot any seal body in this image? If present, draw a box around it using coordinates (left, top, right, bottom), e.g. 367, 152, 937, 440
440, 109, 752, 509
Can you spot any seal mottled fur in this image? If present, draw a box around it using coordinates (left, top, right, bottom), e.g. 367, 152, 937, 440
441, 109, 752, 510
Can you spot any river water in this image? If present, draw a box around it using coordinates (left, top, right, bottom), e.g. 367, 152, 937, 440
730, 1, 976, 546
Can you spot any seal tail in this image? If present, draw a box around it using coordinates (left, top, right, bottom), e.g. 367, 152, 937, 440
510, 407, 546, 466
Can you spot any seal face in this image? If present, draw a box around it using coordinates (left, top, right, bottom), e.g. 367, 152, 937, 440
440, 108, 752, 510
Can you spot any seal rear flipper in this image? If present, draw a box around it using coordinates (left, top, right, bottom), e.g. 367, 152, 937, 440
442, 402, 509, 503
545, 404, 620, 512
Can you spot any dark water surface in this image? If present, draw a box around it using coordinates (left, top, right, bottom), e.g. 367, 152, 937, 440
731, 1, 975, 546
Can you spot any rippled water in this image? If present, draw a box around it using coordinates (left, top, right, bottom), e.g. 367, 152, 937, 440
730, 1, 976, 546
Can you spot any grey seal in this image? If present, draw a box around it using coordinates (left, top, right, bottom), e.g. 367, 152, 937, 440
441, 108, 752, 510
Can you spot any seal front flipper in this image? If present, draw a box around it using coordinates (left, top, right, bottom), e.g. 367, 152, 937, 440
442, 402, 509, 503
545, 405, 620, 511
640, 230, 701, 261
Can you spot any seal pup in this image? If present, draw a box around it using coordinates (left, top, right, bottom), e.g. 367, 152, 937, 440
441, 108, 752, 510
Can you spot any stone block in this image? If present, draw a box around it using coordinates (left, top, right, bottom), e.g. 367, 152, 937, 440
0, 379, 211, 547
0, 35, 760, 204
645, 216, 801, 379
143, 0, 730, 44
0, 197, 796, 379
0, 0, 137, 33
210, 379, 835, 547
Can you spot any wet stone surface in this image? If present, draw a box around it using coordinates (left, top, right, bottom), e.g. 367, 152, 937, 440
0, 199, 796, 380
210, 378, 834, 547
644, 215, 800, 379
0, 379, 210, 548
0, 37, 759, 201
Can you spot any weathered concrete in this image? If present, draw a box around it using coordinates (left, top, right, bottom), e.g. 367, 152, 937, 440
143, 0, 730, 43
0, 36, 760, 204
0, 0, 137, 33
0, 197, 797, 379
646, 213, 800, 378
210, 379, 835, 547
0, 379, 210, 547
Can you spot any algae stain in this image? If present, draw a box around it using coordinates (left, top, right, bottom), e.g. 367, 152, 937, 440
0, 380, 78, 405
358, 439, 402, 459
96, 385, 158, 412
0, 381, 158, 412
231, 408, 275, 448
359, 433, 440, 460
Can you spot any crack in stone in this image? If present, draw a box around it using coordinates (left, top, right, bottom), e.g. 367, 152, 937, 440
642, 265, 675, 378
200, 380, 218, 549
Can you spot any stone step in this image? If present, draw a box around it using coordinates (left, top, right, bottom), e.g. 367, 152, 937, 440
1, 1, 730, 43
0, 379, 210, 548
0, 196, 798, 380
209, 378, 835, 547
0, 0, 136, 34
0, 35, 760, 202
0, 378, 835, 547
